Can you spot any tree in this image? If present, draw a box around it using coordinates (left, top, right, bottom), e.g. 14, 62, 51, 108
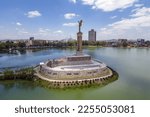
122, 41, 128, 47
67, 40, 76, 47
16, 67, 34, 80
0, 42, 6, 50
82, 40, 89, 46
17, 42, 26, 48
3, 69, 14, 80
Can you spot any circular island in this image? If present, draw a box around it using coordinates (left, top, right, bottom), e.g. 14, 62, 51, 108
35, 20, 118, 88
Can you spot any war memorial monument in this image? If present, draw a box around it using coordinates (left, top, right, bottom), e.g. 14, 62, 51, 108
35, 20, 117, 88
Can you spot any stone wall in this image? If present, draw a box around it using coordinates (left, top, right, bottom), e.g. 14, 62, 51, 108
37, 71, 116, 89
35, 64, 118, 89
40, 65, 108, 80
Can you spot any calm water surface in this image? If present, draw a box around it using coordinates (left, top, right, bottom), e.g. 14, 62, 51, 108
0, 47, 150, 100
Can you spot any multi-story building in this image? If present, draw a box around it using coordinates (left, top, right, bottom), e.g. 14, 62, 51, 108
137, 39, 145, 46
117, 39, 128, 47
26, 37, 48, 47
88, 29, 96, 42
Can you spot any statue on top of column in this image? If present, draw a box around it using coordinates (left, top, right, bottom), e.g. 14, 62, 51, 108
78, 20, 83, 32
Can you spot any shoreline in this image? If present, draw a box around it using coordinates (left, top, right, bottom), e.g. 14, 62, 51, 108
0, 66, 119, 89
34, 64, 118, 89
0, 46, 150, 53
34, 69, 118, 89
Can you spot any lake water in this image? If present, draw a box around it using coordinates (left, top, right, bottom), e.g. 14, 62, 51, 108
0, 47, 150, 100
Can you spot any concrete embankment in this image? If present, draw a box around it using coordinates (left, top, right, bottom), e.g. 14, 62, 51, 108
34, 68, 118, 89
0, 67, 118, 89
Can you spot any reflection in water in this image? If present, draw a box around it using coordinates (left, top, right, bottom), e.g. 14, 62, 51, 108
0, 49, 68, 71
2, 82, 15, 91
0, 80, 36, 91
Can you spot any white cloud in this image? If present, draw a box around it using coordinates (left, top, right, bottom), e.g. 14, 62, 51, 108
26, 10, 42, 18
69, 0, 77, 4
20, 31, 29, 34
134, 4, 144, 8
81, 0, 138, 12
63, 22, 78, 26
16, 22, 22, 26
110, 16, 117, 19
109, 16, 150, 30
39, 28, 50, 34
54, 30, 63, 34
64, 13, 79, 19
131, 7, 150, 17
82, 0, 95, 5
16, 28, 29, 34
99, 7, 150, 39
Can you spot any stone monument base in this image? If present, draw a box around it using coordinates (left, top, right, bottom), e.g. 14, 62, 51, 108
75, 51, 83, 56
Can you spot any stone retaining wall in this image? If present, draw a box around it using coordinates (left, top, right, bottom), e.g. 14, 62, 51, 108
40, 66, 108, 79
36, 71, 116, 89
35, 59, 118, 88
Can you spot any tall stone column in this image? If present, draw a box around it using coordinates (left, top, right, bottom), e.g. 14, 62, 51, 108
77, 32, 82, 52
76, 20, 83, 55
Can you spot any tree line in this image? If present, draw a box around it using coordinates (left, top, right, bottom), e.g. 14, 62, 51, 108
0, 40, 106, 50
0, 40, 26, 51
0, 68, 35, 80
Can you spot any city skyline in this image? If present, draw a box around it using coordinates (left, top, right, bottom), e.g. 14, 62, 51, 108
0, 0, 150, 40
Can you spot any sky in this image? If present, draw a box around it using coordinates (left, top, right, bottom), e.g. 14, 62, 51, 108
0, 0, 150, 40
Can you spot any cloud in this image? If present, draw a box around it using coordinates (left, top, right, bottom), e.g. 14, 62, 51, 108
54, 30, 63, 34
16, 28, 29, 34
39, 28, 50, 34
105, 7, 150, 29
131, 7, 150, 17
63, 22, 78, 26
82, 0, 94, 5
69, 0, 77, 4
64, 13, 79, 19
38, 28, 51, 36
99, 7, 150, 39
20, 31, 29, 34
26, 10, 42, 18
134, 4, 144, 8
16, 22, 22, 26
109, 17, 150, 30
110, 16, 117, 19
81, 0, 138, 12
